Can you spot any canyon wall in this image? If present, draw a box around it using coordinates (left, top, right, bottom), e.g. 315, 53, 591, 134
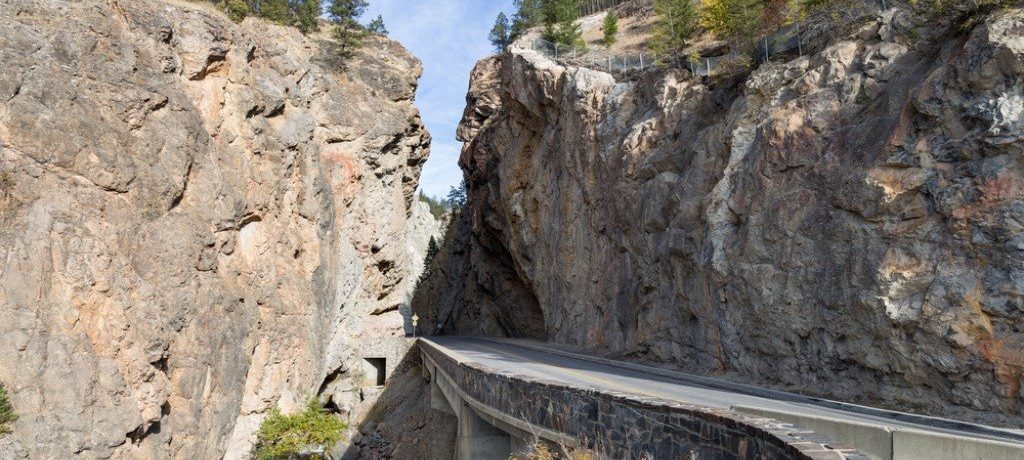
449, 5, 1024, 426
0, 0, 437, 457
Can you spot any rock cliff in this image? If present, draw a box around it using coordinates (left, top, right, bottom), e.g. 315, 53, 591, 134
0, 0, 437, 457
449, 5, 1024, 426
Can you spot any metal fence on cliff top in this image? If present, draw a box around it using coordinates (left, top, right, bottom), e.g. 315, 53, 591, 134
531, 0, 890, 80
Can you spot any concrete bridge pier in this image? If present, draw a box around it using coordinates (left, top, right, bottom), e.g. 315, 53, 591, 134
426, 358, 516, 459
455, 400, 512, 459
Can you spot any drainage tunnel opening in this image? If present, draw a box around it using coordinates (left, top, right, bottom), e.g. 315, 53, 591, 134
363, 357, 386, 387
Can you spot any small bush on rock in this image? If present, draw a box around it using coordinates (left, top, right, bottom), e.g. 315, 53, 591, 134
255, 399, 347, 460
0, 385, 16, 435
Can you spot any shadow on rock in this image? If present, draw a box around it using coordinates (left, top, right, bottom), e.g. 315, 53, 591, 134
410, 208, 547, 339
337, 346, 456, 460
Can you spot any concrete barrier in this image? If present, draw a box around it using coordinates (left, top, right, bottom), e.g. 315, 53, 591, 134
733, 406, 894, 460
893, 429, 1024, 460
733, 406, 1024, 460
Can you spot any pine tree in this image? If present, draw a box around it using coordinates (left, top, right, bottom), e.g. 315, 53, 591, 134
650, 0, 697, 61
511, 0, 544, 39
489, 12, 512, 52
368, 15, 388, 35
602, 10, 619, 46
293, 0, 321, 34
542, 0, 582, 47
328, 0, 369, 57
258, 0, 290, 24
446, 180, 467, 208
699, 0, 763, 40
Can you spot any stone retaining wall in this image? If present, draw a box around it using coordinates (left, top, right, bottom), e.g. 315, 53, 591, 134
420, 341, 868, 460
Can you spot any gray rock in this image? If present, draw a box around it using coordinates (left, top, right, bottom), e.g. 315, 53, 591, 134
445, 6, 1024, 427
0, 0, 439, 458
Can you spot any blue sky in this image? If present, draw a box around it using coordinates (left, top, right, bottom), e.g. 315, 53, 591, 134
363, 0, 515, 198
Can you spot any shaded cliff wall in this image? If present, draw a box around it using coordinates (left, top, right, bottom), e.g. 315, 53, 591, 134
0, 0, 437, 457
450, 5, 1024, 426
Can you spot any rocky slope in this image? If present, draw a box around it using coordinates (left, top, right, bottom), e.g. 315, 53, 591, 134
447, 4, 1024, 426
0, 0, 438, 457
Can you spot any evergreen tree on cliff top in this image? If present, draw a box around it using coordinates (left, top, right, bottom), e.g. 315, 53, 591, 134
446, 180, 467, 208
257, 0, 289, 23
368, 14, 388, 35
602, 10, 619, 46
542, 0, 582, 47
217, 0, 320, 34
650, 0, 697, 61
511, 0, 544, 39
699, 0, 763, 41
329, 0, 369, 57
293, 0, 321, 34
490, 12, 512, 52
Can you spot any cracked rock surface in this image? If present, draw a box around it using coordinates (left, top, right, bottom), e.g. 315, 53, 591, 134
0, 0, 437, 458
449, 6, 1024, 426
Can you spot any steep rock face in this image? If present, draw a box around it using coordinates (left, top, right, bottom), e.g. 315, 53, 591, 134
454, 7, 1024, 425
0, 0, 435, 458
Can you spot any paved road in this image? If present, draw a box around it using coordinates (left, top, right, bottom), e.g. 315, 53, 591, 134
426, 336, 1024, 446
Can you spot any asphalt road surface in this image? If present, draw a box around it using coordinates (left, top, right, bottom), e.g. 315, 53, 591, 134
425, 336, 1024, 445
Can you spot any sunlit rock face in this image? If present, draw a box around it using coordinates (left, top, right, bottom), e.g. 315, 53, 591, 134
0, 0, 437, 457
452, 7, 1024, 426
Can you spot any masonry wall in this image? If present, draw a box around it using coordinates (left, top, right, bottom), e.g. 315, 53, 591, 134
420, 342, 868, 460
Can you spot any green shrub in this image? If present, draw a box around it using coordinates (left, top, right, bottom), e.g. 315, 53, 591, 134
602, 11, 619, 46
210, 0, 322, 34
222, 0, 250, 22
699, 0, 764, 40
255, 399, 347, 460
0, 385, 16, 435
542, 0, 583, 46
651, 0, 698, 62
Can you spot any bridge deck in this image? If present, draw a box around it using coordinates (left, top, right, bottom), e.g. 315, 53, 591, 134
427, 336, 1024, 447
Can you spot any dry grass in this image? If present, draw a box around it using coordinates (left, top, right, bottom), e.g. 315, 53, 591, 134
158, 0, 230, 19
509, 440, 597, 460
579, 10, 658, 53
0, 170, 13, 192
574, 4, 727, 58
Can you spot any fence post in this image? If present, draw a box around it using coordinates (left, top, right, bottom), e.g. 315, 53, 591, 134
639, 52, 644, 69
706, 58, 710, 76
608, 55, 612, 73
764, 37, 769, 62
796, 22, 802, 56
